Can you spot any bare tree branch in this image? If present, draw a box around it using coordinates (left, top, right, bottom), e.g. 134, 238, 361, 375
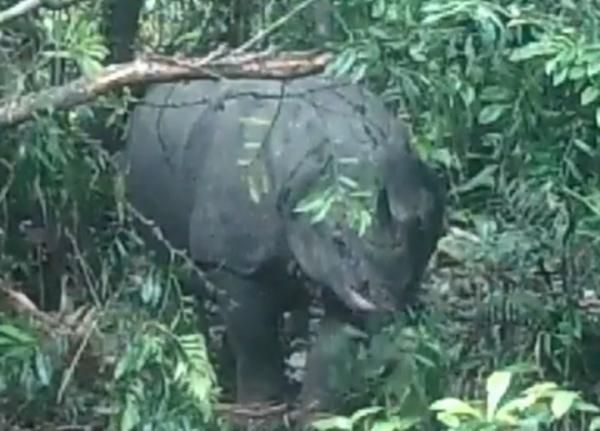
0, 49, 332, 127
0, 0, 82, 26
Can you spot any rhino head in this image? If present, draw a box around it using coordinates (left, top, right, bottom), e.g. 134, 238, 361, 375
284, 134, 445, 313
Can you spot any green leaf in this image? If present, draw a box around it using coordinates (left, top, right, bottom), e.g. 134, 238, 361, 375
371, 417, 422, 431
553, 67, 569, 86
575, 401, 600, 414
311, 415, 353, 430
550, 391, 578, 419
311, 195, 334, 223
350, 406, 383, 422
509, 42, 552, 61
35, 351, 52, 386
581, 86, 600, 106
0, 324, 36, 346
338, 175, 359, 189
596, 107, 600, 127
409, 44, 427, 62
587, 61, 600, 77
295, 195, 327, 214
480, 86, 512, 102
454, 165, 497, 194
589, 416, 600, 431
430, 398, 482, 418
460, 85, 475, 106
569, 65, 587, 80
523, 381, 558, 398
120, 392, 141, 431
434, 411, 462, 428
478, 104, 508, 124
486, 371, 512, 420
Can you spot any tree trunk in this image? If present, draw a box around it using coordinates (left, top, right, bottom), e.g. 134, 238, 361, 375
100, 0, 144, 64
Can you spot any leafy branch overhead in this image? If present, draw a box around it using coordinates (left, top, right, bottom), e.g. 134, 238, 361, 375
0, 50, 332, 127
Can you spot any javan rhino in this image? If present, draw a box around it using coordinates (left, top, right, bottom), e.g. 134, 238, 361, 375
123, 76, 445, 411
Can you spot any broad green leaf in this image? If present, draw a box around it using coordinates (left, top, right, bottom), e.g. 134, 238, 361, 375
486, 371, 512, 420
480, 86, 512, 102
596, 107, 600, 127
523, 382, 558, 398
120, 394, 141, 431
588, 61, 600, 77
460, 85, 475, 106
370, 420, 400, 431
510, 42, 552, 61
582, 86, 600, 105
371, 417, 422, 431
350, 405, 383, 422
569, 65, 587, 80
550, 391, 578, 419
311, 415, 353, 430
553, 67, 569, 86
372, 0, 386, 18
589, 416, 600, 431
478, 104, 508, 124
409, 44, 427, 62
434, 411, 462, 428
430, 398, 482, 418
545, 56, 560, 75
575, 401, 600, 413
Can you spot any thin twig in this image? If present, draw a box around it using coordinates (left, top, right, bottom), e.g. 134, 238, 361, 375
232, 0, 320, 55
56, 317, 97, 404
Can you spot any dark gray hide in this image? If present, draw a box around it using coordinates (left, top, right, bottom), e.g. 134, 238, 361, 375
124, 76, 444, 407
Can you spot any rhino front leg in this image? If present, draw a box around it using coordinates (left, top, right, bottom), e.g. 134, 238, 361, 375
213, 271, 286, 405
299, 292, 361, 414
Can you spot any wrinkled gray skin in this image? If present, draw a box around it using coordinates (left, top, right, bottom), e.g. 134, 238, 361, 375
123, 76, 445, 411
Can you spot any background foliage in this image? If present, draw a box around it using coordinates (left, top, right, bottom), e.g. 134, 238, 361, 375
0, 0, 600, 429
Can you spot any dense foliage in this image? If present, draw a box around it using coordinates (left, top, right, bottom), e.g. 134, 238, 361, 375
0, 0, 599, 430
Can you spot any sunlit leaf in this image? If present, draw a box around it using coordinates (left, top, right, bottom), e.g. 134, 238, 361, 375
430, 398, 482, 418
434, 411, 462, 428
581, 86, 600, 105
510, 42, 554, 61
550, 391, 578, 419
589, 416, 600, 430
311, 415, 353, 430
478, 104, 509, 124
486, 371, 512, 420
553, 67, 569, 86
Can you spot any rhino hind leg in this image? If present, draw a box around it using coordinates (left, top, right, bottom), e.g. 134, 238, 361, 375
212, 270, 287, 404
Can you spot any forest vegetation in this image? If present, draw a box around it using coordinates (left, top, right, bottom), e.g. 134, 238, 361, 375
0, 0, 600, 430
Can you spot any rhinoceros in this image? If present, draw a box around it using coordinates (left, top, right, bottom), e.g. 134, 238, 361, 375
123, 76, 445, 411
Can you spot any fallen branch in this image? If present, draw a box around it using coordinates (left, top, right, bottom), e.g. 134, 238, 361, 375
0, 49, 333, 127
